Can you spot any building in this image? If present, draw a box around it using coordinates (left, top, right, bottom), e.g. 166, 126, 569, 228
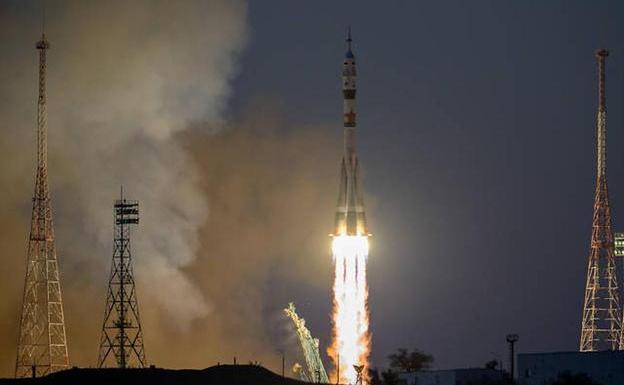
518, 350, 624, 385
399, 369, 504, 385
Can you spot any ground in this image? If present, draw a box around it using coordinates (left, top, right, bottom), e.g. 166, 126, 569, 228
0, 364, 310, 385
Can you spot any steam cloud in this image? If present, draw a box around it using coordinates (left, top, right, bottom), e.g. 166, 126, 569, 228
0, 0, 247, 373
0, 0, 349, 376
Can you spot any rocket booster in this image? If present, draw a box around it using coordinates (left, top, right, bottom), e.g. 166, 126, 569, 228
334, 29, 369, 236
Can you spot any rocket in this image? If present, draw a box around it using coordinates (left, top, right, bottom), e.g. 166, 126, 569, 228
334, 29, 369, 236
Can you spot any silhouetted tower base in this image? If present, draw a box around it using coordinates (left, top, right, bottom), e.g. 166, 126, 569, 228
97, 193, 146, 368
15, 34, 70, 378
579, 49, 622, 352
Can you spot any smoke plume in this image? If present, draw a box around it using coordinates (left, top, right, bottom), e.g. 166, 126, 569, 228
0, 1, 347, 376
0, 0, 247, 374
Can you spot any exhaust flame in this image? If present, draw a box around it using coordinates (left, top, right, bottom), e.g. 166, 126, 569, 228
329, 234, 371, 384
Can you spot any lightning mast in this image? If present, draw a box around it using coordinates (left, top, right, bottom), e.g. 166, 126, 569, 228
579, 49, 621, 352
97, 193, 146, 368
15, 33, 70, 378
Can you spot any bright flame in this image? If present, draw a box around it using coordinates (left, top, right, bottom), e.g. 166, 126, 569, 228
329, 234, 371, 384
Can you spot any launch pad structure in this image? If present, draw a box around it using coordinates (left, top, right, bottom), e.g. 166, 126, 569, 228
284, 303, 329, 383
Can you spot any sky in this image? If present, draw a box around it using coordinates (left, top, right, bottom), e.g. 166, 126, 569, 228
1, 0, 624, 378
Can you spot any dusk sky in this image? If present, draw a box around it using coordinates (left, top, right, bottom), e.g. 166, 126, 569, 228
1, 0, 624, 378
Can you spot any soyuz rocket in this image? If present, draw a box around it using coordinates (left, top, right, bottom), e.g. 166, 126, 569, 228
334, 29, 369, 237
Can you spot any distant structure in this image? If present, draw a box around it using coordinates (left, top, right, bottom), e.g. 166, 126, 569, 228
579, 49, 622, 352
506, 334, 519, 381
15, 33, 70, 378
97, 194, 146, 368
284, 303, 328, 383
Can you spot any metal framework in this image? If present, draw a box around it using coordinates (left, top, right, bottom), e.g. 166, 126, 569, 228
353, 365, 364, 385
615, 233, 624, 257
15, 34, 70, 378
97, 195, 146, 368
580, 49, 622, 352
284, 303, 329, 383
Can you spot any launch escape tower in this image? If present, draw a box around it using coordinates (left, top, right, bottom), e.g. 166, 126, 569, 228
97, 194, 146, 368
580, 49, 622, 352
15, 33, 70, 378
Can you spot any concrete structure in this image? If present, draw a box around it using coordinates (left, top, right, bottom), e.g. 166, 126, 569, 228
518, 350, 624, 385
399, 369, 504, 385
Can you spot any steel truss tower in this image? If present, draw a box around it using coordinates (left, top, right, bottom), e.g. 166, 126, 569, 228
15, 34, 70, 378
580, 49, 622, 352
97, 195, 146, 368
284, 303, 329, 383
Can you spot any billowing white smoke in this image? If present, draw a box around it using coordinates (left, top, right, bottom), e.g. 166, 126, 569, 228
0, 0, 248, 328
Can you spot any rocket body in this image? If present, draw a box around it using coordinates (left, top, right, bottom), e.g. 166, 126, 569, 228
330, 32, 372, 384
334, 34, 368, 236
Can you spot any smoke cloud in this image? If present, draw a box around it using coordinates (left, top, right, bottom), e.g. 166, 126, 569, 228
0, 1, 345, 376
176, 101, 341, 369
0, 0, 247, 374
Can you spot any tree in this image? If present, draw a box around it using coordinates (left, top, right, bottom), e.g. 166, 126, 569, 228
484, 360, 499, 370
380, 369, 401, 385
387, 348, 433, 373
552, 371, 600, 385
368, 368, 382, 385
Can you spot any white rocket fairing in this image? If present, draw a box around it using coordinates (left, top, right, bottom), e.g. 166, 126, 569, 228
334, 29, 368, 236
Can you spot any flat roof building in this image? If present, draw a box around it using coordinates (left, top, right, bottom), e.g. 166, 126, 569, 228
518, 350, 624, 385
399, 368, 504, 385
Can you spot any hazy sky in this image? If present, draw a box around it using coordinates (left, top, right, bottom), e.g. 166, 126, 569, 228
1, 0, 624, 378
